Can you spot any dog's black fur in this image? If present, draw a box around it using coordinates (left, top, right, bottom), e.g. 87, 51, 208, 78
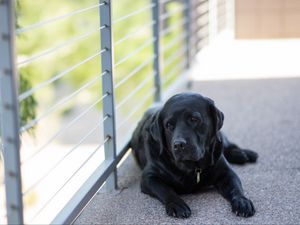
130, 92, 258, 218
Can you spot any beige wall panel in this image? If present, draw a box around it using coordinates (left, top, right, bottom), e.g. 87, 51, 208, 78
236, 0, 300, 39
284, 0, 300, 10
235, 11, 260, 38
236, 0, 259, 11
284, 12, 300, 37
260, 0, 282, 11
260, 12, 283, 38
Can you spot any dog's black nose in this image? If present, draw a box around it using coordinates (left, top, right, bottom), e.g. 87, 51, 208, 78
173, 139, 187, 151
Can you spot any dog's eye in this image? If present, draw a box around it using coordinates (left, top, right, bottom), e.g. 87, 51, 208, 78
189, 116, 199, 123
166, 122, 174, 131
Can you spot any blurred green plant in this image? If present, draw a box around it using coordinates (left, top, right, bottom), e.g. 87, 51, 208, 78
19, 74, 37, 129
15, 0, 186, 132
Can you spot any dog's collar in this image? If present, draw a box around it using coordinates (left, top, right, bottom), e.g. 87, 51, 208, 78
195, 168, 202, 183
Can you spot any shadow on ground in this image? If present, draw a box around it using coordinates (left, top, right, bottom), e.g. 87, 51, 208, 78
75, 78, 300, 225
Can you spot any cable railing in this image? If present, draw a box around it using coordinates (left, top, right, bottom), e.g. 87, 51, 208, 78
19, 72, 107, 134
22, 117, 107, 197
17, 25, 106, 67
161, 0, 174, 4
0, 0, 229, 224
192, 21, 209, 32
163, 46, 188, 69
29, 137, 109, 223
195, 0, 208, 8
16, 2, 106, 34
114, 21, 156, 46
19, 79, 107, 134
160, 5, 188, 21
194, 33, 209, 51
115, 74, 154, 110
160, 18, 188, 36
18, 49, 107, 102
115, 55, 156, 89
116, 88, 156, 130
162, 58, 188, 85
112, 3, 156, 25
114, 38, 156, 68
162, 32, 188, 52
21, 94, 108, 165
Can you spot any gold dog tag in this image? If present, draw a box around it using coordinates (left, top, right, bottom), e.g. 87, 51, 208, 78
196, 169, 202, 183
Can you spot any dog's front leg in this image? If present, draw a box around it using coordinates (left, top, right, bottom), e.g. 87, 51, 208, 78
141, 173, 191, 218
214, 160, 255, 217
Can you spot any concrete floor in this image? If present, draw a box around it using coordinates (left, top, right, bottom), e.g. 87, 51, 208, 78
75, 77, 300, 225
191, 37, 300, 81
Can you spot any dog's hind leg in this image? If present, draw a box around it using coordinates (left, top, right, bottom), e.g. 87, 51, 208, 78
220, 133, 258, 164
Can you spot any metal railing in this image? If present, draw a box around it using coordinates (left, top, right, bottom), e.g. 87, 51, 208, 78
0, 0, 231, 224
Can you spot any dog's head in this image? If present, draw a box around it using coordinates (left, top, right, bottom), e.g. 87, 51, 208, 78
150, 93, 224, 171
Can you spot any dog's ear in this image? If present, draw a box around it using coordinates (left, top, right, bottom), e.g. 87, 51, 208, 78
206, 98, 224, 165
149, 111, 165, 155
206, 98, 224, 138
210, 137, 223, 165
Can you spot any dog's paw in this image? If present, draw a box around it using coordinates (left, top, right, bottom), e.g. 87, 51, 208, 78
166, 200, 191, 218
225, 148, 258, 165
231, 196, 255, 217
242, 149, 258, 163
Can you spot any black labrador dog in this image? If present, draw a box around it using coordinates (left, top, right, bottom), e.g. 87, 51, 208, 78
130, 92, 258, 218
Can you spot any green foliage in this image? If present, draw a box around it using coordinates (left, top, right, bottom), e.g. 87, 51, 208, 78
16, 0, 186, 130
19, 73, 37, 129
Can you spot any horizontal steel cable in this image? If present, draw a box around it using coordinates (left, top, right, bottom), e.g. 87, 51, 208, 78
116, 88, 155, 129
192, 33, 209, 46
192, 21, 209, 33
195, 38, 209, 52
18, 26, 106, 66
20, 72, 107, 134
115, 74, 153, 110
163, 46, 188, 69
194, 0, 208, 9
192, 10, 209, 21
160, 18, 188, 37
19, 85, 108, 134
114, 38, 155, 68
161, 0, 174, 4
162, 32, 188, 53
114, 21, 155, 46
162, 59, 187, 85
19, 49, 106, 102
29, 137, 109, 223
22, 116, 108, 197
114, 55, 156, 89
16, 2, 105, 34
112, 3, 155, 24
160, 5, 188, 21
21, 93, 109, 164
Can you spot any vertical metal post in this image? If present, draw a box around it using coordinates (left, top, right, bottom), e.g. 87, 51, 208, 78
0, 0, 24, 224
99, 0, 117, 190
227, 0, 235, 38
209, 0, 218, 43
184, 0, 192, 69
190, 0, 197, 59
152, 0, 162, 102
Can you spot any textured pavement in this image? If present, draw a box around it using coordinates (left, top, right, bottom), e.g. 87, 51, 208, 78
75, 78, 300, 225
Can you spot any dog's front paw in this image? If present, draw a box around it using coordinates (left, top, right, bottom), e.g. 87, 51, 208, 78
231, 196, 255, 217
166, 200, 191, 218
